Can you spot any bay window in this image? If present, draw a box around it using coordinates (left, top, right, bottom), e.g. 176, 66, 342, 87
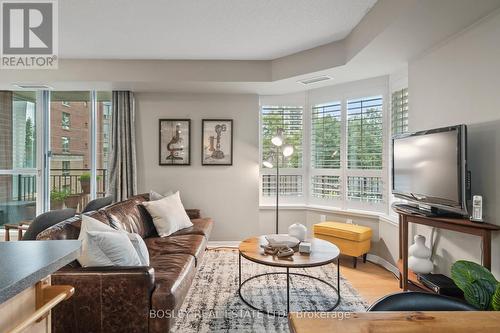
260, 90, 387, 212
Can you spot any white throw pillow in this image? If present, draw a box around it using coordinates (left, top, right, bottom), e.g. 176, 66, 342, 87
150, 190, 174, 201
128, 233, 150, 266
77, 215, 143, 267
142, 191, 193, 237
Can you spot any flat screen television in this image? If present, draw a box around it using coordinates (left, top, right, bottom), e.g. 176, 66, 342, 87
392, 124, 469, 216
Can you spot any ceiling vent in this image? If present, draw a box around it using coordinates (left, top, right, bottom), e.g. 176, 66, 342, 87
297, 75, 332, 85
13, 84, 53, 90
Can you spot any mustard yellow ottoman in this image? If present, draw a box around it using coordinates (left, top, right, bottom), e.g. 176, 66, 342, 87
313, 221, 372, 268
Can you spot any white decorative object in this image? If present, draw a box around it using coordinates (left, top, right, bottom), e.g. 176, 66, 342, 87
265, 234, 300, 248
288, 223, 307, 242
408, 235, 433, 274
299, 242, 311, 254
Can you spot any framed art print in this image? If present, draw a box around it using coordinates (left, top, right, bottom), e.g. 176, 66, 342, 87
159, 119, 191, 165
202, 119, 233, 165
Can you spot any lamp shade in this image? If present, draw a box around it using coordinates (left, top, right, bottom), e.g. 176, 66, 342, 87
263, 158, 274, 168
282, 144, 294, 157
271, 128, 284, 147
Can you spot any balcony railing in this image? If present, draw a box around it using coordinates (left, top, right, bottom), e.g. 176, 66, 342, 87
1, 169, 108, 227
50, 169, 107, 197
15, 169, 108, 201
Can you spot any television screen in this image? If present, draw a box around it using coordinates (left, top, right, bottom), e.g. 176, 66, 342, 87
392, 125, 467, 214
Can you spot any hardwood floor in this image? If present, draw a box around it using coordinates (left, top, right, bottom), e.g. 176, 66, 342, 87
338, 255, 401, 305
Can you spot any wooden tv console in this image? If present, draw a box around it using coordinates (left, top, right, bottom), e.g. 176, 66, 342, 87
395, 207, 500, 291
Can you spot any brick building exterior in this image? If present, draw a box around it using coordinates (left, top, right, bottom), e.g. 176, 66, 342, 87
51, 100, 111, 171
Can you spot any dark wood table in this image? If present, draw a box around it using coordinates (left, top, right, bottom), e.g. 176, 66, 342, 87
238, 236, 341, 317
288, 311, 500, 333
395, 208, 500, 291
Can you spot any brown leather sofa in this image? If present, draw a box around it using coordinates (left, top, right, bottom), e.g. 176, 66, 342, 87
36, 193, 213, 333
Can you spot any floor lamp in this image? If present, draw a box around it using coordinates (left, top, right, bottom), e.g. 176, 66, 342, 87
263, 128, 294, 234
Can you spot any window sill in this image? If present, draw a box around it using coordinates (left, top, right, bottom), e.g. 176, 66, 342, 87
259, 204, 399, 226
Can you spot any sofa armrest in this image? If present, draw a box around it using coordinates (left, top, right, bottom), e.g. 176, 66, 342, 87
185, 209, 201, 219
51, 266, 155, 333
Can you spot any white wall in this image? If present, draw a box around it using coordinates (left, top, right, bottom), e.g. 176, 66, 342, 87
408, 11, 500, 276
135, 93, 260, 241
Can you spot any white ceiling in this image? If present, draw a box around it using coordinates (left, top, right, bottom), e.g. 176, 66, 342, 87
59, 0, 376, 60
3, 0, 499, 94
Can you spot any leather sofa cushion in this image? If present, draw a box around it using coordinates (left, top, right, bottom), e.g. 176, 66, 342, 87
145, 234, 206, 266
170, 218, 213, 239
36, 210, 109, 241
149, 253, 196, 331
103, 194, 156, 239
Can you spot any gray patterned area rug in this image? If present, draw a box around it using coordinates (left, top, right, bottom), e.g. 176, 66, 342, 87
171, 249, 367, 333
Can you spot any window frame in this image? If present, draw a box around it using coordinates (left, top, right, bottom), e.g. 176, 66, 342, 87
309, 100, 343, 207
61, 160, 70, 176
391, 88, 408, 136
259, 100, 306, 206
61, 136, 70, 153
61, 111, 71, 130
345, 95, 385, 211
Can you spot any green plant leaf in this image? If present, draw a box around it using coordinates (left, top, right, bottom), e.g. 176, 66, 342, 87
492, 283, 500, 311
79, 173, 91, 181
462, 279, 493, 310
451, 260, 497, 290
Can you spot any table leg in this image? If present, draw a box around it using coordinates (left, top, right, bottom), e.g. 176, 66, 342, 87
286, 267, 290, 314
402, 217, 409, 291
482, 230, 491, 270
337, 257, 340, 301
398, 215, 403, 288
238, 252, 241, 286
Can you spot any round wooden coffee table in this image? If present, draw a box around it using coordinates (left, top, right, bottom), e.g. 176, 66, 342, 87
238, 236, 341, 317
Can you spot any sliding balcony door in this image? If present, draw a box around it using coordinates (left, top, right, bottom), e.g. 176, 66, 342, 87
48, 92, 91, 211
0, 91, 39, 227
48, 91, 111, 212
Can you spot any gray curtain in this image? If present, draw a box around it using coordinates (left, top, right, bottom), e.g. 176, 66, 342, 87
107, 91, 137, 201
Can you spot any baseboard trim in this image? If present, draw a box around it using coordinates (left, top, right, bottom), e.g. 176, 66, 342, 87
207, 241, 400, 278
366, 254, 399, 277
207, 241, 239, 249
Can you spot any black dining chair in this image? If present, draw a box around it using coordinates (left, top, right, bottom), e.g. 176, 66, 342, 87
22, 208, 76, 240
81, 195, 113, 214
368, 291, 477, 311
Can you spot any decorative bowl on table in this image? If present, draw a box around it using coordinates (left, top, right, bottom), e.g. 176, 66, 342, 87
265, 234, 300, 248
